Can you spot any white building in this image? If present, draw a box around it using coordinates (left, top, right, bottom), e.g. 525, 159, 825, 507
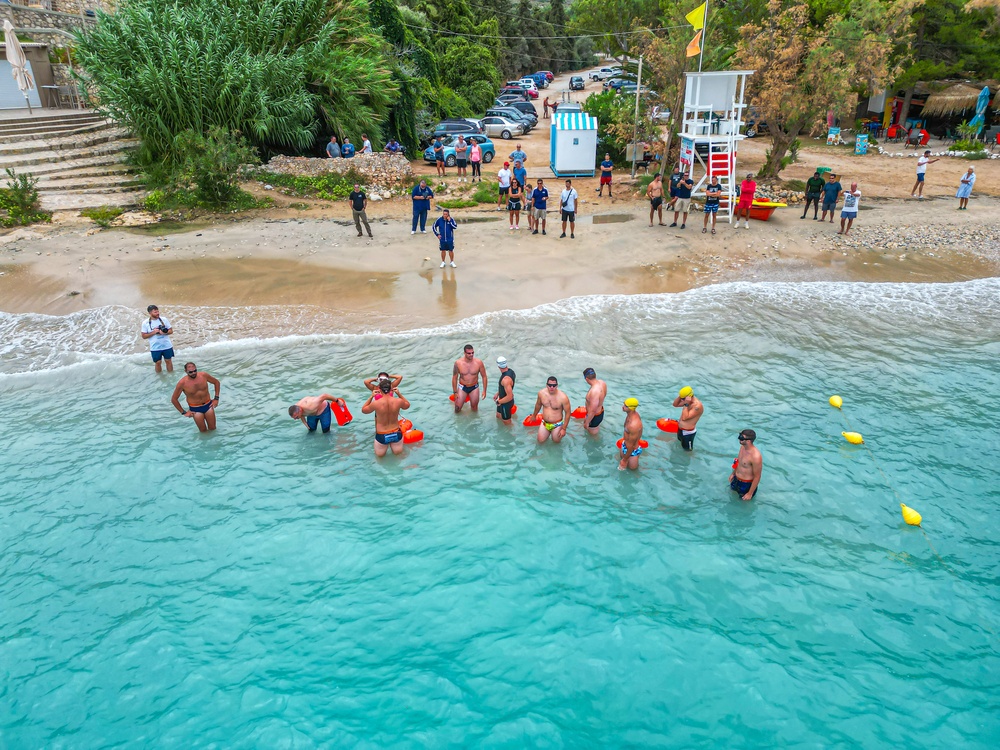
549, 111, 598, 178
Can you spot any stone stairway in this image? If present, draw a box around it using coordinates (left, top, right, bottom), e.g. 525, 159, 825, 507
0, 112, 144, 211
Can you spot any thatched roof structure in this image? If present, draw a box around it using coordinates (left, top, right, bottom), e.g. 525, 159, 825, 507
920, 83, 988, 116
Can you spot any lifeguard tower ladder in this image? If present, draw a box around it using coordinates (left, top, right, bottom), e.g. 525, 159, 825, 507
677, 70, 753, 223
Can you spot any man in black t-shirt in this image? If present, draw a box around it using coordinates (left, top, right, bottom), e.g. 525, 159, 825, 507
348, 183, 372, 238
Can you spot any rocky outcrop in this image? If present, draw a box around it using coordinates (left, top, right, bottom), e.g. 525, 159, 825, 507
260, 153, 412, 193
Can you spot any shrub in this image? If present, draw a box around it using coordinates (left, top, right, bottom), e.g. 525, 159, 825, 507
170, 127, 259, 206
0, 169, 51, 227
257, 169, 366, 201
469, 181, 495, 204
142, 189, 166, 212
81, 206, 125, 227
438, 198, 477, 209
953, 139, 985, 153
783, 178, 806, 191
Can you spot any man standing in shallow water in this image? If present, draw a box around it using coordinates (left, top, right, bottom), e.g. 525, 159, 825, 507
288, 393, 348, 433
582, 367, 606, 435
618, 398, 643, 471
730, 429, 763, 500
361, 376, 411, 456
531, 376, 571, 444
672, 385, 703, 450
171, 362, 221, 433
494, 356, 515, 425
452, 344, 488, 412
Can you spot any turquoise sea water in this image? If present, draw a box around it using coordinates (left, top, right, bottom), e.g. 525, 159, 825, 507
2, 280, 999, 747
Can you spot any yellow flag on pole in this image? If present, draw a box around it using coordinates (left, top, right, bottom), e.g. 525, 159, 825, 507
686, 2, 707, 30
686, 30, 703, 57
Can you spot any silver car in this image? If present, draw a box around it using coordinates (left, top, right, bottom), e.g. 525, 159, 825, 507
480, 116, 524, 140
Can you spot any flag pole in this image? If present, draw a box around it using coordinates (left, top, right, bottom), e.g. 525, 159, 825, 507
631, 54, 643, 178
698, 0, 708, 72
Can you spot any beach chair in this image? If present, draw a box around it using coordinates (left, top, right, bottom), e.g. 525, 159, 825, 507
903, 130, 922, 149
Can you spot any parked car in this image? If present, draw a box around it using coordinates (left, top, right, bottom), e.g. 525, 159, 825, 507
505, 80, 528, 89
569, 76, 585, 91
526, 73, 549, 88
553, 101, 582, 113
744, 107, 769, 137
518, 78, 540, 94
604, 77, 634, 91
496, 94, 528, 106
432, 118, 483, 139
485, 107, 536, 131
618, 84, 655, 96
650, 105, 671, 123
499, 86, 529, 98
504, 100, 539, 119
422, 134, 496, 167
536, 70, 554, 82
590, 67, 621, 81
480, 115, 524, 140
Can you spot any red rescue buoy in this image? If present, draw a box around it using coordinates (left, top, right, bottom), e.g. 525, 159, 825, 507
511, 405, 518, 414
616, 438, 649, 449
449, 393, 456, 402
398, 418, 413, 433
332, 401, 352, 426
571, 407, 587, 419
656, 418, 679, 433
403, 429, 424, 444
523, 415, 542, 427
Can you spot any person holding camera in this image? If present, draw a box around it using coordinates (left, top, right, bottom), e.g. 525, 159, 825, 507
141, 304, 174, 373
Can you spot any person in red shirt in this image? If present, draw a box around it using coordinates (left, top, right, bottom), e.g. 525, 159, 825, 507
736, 173, 756, 229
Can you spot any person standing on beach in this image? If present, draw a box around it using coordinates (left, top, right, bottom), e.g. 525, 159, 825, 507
530, 376, 571, 444
171, 362, 220, 433
288, 393, 348, 434
433, 208, 458, 267
361, 135, 373, 154
361, 377, 411, 457
736, 173, 756, 229
820, 173, 842, 223
497, 162, 512, 211
582, 367, 607, 435
531, 179, 548, 235
838, 182, 861, 235
509, 143, 528, 167
508, 178, 523, 230
512, 160, 527, 195
452, 344, 488, 412
956, 166, 976, 210
647, 174, 665, 226
597, 153, 613, 197
341, 138, 355, 158
730, 429, 762, 500
455, 136, 469, 183
348, 183, 372, 238
559, 179, 578, 239
433, 136, 446, 177
702, 176, 721, 234
325, 136, 341, 159
802, 171, 825, 219
618, 398, 644, 471
672, 386, 703, 450
668, 166, 683, 211
911, 150, 939, 199
670, 175, 693, 229
469, 140, 482, 182
494, 356, 516, 425
411, 179, 433, 234
543, 96, 550, 119
141, 304, 174, 373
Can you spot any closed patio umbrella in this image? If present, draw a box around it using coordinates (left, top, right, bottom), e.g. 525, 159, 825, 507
967, 86, 990, 135
3, 20, 35, 114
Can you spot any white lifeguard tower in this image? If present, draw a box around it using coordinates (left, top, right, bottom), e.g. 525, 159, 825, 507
677, 70, 753, 223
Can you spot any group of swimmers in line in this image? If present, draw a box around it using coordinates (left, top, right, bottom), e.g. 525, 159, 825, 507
166, 343, 763, 500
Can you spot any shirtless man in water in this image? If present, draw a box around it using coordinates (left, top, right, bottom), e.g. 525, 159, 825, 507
582, 367, 607, 435
452, 344, 488, 412
364, 371, 402, 392
618, 398, 643, 471
170, 362, 221, 432
361, 375, 411, 456
288, 393, 348, 433
530, 376, 571, 444
730, 429, 763, 500
672, 385, 703, 450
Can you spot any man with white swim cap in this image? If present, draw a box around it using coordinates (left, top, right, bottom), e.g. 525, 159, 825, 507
582, 368, 607, 435
619, 398, 643, 471
494, 356, 516, 425
731, 429, 762, 500
672, 385, 703, 450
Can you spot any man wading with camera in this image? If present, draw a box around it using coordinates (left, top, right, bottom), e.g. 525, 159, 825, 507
141, 304, 174, 373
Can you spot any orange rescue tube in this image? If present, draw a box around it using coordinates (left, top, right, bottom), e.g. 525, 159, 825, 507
449, 393, 456, 402
332, 401, 353, 426
511, 405, 518, 414
617, 438, 649, 449
656, 418, 679, 433
403, 429, 424, 443
523, 415, 542, 427
398, 418, 413, 433
571, 407, 587, 419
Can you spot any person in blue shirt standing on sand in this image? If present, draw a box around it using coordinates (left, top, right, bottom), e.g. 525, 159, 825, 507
411, 179, 433, 234
820, 173, 842, 223
433, 208, 458, 267
531, 178, 549, 235
597, 153, 613, 197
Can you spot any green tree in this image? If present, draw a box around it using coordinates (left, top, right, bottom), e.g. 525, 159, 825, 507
569, 0, 659, 62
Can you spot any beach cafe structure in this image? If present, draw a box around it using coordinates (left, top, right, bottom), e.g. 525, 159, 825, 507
677, 70, 753, 224
549, 111, 598, 178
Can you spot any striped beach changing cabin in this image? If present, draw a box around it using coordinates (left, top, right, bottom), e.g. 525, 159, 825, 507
549, 111, 598, 177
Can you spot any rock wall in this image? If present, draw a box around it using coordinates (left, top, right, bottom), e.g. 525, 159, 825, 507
0, 5, 96, 32
261, 153, 413, 192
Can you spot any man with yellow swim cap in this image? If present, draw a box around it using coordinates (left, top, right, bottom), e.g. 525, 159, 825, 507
672, 386, 703, 450
619, 398, 644, 471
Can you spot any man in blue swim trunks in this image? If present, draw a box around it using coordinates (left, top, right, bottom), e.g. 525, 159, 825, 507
141, 304, 174, 373
170, 362, 221, 433
618, 397, 643, 471
730, 429, 763, 500
361, 376, 411, 456
530, 376, 571, 444
288, 393, 349, 434
452, 344, 487, 413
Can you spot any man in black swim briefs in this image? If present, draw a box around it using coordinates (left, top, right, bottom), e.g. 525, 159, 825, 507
452, 344, 488, 413
361, 375, 411, 456
730, 429, 763, 500
494, 356, 516, 425
672, 385, 703, 450
170, 362, 221, 433
582, 367, 607, 435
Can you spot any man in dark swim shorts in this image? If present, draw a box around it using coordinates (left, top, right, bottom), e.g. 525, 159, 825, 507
582, 367, 607, 435
730, 429, 763, 500
452, 344, 488, 413
361, 376, 411, 456
494, 356, 516, 425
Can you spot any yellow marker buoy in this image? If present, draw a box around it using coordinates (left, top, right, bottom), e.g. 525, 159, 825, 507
901, 504, 922, 526
842, 431, 864, 444
829, 395, 843, 409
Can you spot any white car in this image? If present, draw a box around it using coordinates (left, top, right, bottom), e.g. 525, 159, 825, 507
518, 78, 539, 94
480, 116, 524, 140
590, 67, 621, 81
